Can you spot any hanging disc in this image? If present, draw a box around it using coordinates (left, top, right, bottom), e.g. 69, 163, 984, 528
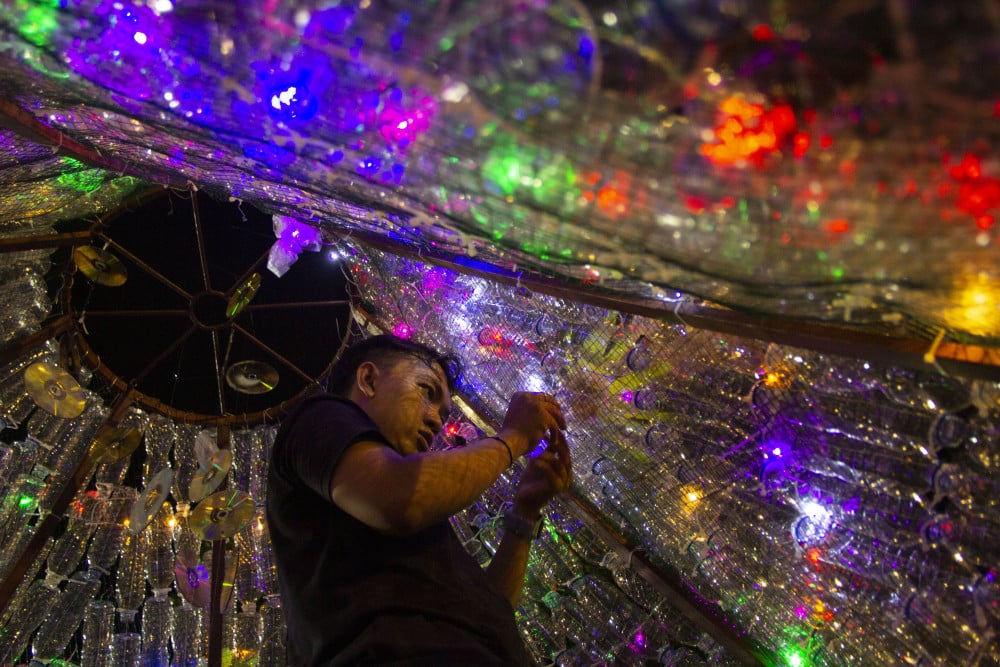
130, 467, 174, 534
24, 362, 87, 418
72, 245, 128, 286
225, 360, 279, 395
90, 425, 142, 464
189, 489, 255, 541
225, 272, 261, 318
188, 449, 233, 502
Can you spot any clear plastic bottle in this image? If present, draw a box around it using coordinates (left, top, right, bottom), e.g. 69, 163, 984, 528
139, 594, 172, 666
116, 534, 146, 626
258, 599, 287, 667
0, 574, 61, 663
171, 603, 206, 667
110, 632, 141, 667
31, 569, 102, 662
81, 600, 116, 667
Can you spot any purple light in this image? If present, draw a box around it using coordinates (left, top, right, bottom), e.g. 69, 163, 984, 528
393, 322, 413, 339
620, 390, 633, 403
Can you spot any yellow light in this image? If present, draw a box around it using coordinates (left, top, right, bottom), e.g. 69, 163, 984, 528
941, 272, 1000, 336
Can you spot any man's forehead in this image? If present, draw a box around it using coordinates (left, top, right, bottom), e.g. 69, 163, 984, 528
395, 355, 449, 387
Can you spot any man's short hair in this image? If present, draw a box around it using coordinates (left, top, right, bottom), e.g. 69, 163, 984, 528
326, 334, 462, 397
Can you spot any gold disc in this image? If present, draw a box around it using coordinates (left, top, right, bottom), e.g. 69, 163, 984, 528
225, 360, 279, 395
24, 362, 87, 418
72, 245, 128, 286
90, 425, 142, 464
225, 272, 261, 318
129, 467, 175, 534
189, 449, 233, 502
190, 490, 255, 541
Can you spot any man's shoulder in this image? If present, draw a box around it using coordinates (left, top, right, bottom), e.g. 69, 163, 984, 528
288, 393, 368, 422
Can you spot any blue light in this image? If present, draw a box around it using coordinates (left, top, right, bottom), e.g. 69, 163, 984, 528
266, 78, 318, 122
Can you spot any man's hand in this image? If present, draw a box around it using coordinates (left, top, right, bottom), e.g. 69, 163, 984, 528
512, 427, 573, 518
497, 392, 566, 458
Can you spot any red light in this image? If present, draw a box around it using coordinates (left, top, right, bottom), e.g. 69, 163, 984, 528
751, 24, 774, 41
826, 219, 850, 233
793, 132, 811, 158
683, 194, 708, 214
806, 548, 822, 565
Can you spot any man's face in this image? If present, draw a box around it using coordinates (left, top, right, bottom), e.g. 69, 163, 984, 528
364, 356, 453, 457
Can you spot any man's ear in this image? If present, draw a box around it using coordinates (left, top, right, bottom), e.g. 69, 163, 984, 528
355, 361, 379, 398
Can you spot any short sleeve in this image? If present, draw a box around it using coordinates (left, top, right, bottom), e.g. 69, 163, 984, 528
272, 396, 387, 501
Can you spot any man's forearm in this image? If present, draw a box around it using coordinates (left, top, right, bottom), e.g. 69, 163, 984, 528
404, 438, 515, 526
332, 429, 539, 536
484, 525, 533, 608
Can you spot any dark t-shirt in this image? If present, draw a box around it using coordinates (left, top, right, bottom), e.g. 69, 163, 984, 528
266, 395, 533, 666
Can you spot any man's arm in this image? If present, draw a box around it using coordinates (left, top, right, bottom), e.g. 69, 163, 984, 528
330, 392, 564, 535
485, 429, 573, 607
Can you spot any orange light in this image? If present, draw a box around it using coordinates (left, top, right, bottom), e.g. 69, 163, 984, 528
701, 97, 797, 167
826, 219, 850, 233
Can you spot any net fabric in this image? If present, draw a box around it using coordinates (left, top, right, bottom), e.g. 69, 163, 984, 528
0, 1, 996, 342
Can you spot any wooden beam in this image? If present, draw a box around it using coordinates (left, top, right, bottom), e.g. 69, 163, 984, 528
207, 423, 231, 667
0, 231, 93, 253
337, 228, 1000, 381
0, 391, 136, 614
0, 315, 73, 369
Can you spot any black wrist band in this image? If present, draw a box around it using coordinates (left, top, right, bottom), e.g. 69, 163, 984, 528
489, 436, 514, 466
503, 512, 543, 540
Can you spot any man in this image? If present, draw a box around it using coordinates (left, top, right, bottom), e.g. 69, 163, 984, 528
266, 334, 573, 665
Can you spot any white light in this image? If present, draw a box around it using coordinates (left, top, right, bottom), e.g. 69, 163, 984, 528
148, 0, 174, 13
133, 32, 147, 45
328, 250, 341, 262
442, 81, 469, 103
523, 372, 547, 393
271, 86, 298, 110
801, 501, 830, 523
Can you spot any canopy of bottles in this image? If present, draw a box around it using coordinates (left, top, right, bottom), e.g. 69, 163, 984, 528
0, 1, 998, 666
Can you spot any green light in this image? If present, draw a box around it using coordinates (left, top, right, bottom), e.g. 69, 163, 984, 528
781, 647, 807, 667
56, 168, 105, 193
831, 266, 844, 279
482, 144, 533, 196
19, 495, 35, 509
439, 37, 454, 51
18, 1, 61, 48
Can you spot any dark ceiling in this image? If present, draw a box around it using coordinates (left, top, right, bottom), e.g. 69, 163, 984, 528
54, 189, 354, 421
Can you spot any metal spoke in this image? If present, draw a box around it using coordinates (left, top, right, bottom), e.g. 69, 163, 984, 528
232, 323, 318, 385
133, 323, 199, 386
80, 309, 188, 318
245, 299, 351, 312
98, 234, 192, 301
190, 188, 213, 291
225, 247, 272, 298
